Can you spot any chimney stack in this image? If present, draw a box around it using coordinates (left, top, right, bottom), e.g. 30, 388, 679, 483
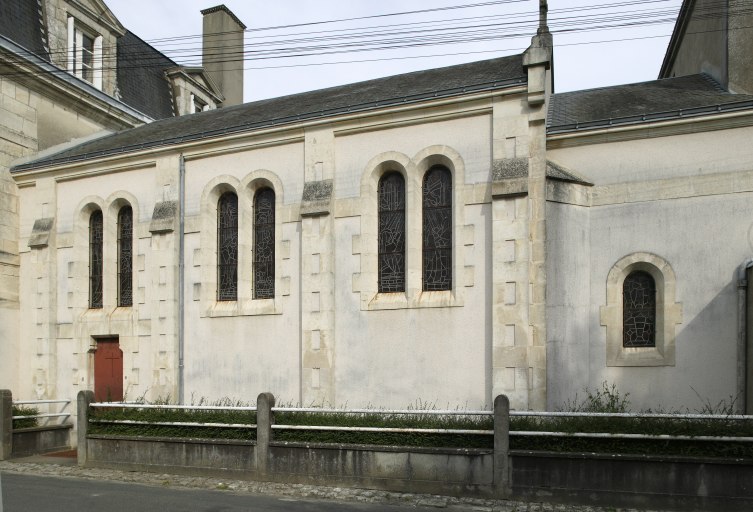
201, 5, 246, 106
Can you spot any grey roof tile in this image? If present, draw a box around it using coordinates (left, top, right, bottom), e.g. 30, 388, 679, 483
0, 0, 48, 59
548, 74, 753, 133
117, 31, 176, 120
13, 54, 526, 171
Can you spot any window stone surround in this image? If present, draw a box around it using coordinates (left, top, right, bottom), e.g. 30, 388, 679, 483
600, 252, 683, 366
353, 145, 474, 311
198, 170, 289, 318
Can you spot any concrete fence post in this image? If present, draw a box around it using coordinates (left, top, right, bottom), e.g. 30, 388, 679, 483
0, 390, 11, 460
256, 392, 275, 478
77, 390, 94, 466
493, 394, 511, 497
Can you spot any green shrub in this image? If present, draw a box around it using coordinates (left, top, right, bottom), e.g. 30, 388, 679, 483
89, 397, 257, 440
509, 383, 753, 458
88, 397, 492, 448
274, 411, 493, 448
12, 405, 39, 429
86, 386, 753, 458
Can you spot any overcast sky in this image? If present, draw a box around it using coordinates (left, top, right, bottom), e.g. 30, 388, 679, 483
107, 0, 684, 102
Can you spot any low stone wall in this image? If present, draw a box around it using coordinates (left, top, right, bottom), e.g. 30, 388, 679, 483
266, 442, 493, 496
86, 435, 257, 477
85, 435, 493, 496
77, 391, 753, 510
511, 451, 753, 512
11, 424, 72, 458
1, 389, 72, 460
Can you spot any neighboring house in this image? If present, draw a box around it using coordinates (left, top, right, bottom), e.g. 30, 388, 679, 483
3, 0, 753, 420
0, 0, 242, 395
659, 0, 753, 94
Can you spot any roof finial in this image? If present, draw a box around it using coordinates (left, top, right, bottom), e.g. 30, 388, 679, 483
539, 0, 549, 33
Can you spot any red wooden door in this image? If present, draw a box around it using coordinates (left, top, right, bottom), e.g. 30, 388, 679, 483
94, 339, 123, 402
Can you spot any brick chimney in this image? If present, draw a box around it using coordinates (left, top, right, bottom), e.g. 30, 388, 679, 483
201, 5, 246, 106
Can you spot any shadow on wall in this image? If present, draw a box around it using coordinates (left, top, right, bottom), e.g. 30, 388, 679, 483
602, 277, 738, 412
547, 307, 590, 410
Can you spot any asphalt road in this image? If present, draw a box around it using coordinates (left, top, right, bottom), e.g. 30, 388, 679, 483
0, 472, 437, 512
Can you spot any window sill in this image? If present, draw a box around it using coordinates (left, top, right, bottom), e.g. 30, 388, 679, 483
607, 345, 673, 367
205, 298, 282, 317
363, 289, 463, 311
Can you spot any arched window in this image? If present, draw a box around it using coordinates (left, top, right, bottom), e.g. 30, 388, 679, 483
422, 165, 452, 291
378, 172, 406, 293
623, 271, 656, 347
117, 205, 133, 307
253, 188, 275, 299
89, 209, 103, 308
217, 192, 238, 301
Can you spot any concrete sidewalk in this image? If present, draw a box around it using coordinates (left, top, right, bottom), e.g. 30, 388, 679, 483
0, 455, 664, 512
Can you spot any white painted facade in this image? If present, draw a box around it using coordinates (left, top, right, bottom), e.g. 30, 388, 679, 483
4, 1, 753, 425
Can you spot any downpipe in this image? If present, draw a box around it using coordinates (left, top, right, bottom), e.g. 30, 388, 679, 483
178, 154, 186, 404
737, 258, 753, 414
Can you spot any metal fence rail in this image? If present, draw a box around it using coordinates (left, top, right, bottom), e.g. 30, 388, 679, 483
272, 407, 492, 415
85, 402, 753, 444
511, 431, 753, 442
91, 403, 257, 412
90, 419, 257, 429
510, 410, 753, 420
11, 399, 71, 425
272, 424, 493, 435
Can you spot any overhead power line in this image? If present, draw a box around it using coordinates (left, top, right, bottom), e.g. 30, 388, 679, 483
5, 0, 747, 84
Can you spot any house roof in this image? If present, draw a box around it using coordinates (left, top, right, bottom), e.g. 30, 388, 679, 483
547, 73, 753, 134
0, 0, 48, 59
117, 31, 177, 120
659, 0, 694, 79
13, 54, 527, 172
0, 0, 176, 121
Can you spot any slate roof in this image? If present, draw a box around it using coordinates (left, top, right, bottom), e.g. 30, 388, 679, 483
0, 0, 175, 121
13, 54, 527, 172
117, 31, 176, 120
548, 74, 753, 133
0, 0, 48, 59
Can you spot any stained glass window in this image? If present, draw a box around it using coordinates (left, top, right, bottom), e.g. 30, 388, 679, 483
623, 271, 656, 347
254, 188, 275, 299
378, 172, 405, 293
217, 192, 238, 301
422, 166, 452, 291
117, 205, 133, 307
89, 210, 103, 308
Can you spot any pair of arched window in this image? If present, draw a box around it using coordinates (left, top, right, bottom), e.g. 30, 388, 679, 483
88, 205, 132, 308
377, 165, 452, 293
217, 188, 275, 301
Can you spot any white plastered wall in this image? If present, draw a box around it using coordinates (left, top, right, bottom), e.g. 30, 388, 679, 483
547, 125, 753, 411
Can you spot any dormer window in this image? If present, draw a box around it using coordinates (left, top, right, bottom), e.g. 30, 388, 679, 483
67, 17, 103, 89
192, 94, 208, 113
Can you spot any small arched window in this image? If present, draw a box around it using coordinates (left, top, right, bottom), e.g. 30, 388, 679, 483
378, 172, 406, 293
217, 192, 238, 301
422, 165, 452, 291
89, 209, 103, 308
253, 188, 275, 299
623, 271, 656, 347
117, 205, 133, 307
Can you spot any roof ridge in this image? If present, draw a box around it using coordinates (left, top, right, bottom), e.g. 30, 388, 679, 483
216, 54, 526, 111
